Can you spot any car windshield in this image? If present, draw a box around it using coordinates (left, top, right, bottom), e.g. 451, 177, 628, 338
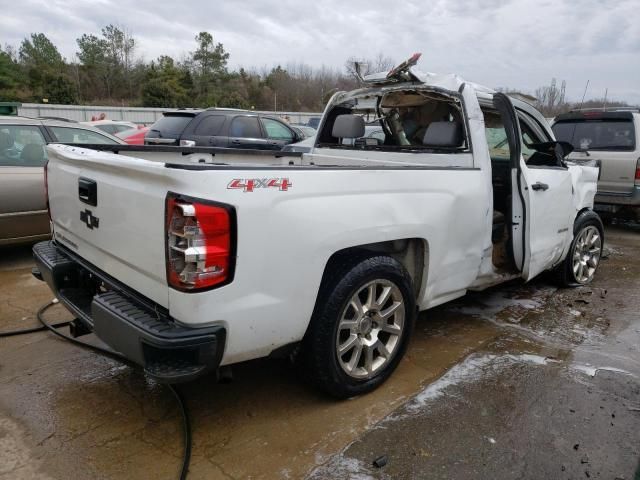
552, 120, 636, 151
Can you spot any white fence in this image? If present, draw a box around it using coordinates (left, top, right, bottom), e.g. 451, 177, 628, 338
17, 103, 323, 126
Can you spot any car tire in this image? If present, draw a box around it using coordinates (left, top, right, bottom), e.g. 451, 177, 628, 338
302, 254, 416, 398
557, 210, 604, 287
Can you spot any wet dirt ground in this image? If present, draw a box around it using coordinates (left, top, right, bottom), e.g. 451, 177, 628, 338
1, 223, 639, 480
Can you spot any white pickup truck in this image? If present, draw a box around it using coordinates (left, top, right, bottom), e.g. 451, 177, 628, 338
33, 61, 603, 397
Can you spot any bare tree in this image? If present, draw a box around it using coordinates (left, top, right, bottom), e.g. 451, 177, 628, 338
345, 53, 395, 81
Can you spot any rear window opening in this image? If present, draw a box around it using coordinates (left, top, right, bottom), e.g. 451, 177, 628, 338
553, 119, 636, 151
149, 114, 195, 137
317, 89, 468, 153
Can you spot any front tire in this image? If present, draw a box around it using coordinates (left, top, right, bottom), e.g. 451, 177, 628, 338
558, 210, 604, 287
303, 254, 416, 398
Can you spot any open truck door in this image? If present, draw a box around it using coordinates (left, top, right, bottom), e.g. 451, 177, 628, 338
493, 93, 574, 281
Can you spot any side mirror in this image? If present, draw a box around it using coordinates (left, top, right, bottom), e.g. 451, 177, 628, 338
527, 141, 574, 167
556, 140, 574, 158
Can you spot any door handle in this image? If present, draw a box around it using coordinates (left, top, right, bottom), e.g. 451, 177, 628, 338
531, 182, 549, 191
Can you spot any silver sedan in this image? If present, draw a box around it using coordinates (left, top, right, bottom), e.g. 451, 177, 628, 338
0, 116, 124, 246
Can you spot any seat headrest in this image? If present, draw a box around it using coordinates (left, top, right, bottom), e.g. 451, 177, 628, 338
0, 131, 14, 149
422, 121, 463, 148
332, 115, 365, 139
20, 143, 45, 166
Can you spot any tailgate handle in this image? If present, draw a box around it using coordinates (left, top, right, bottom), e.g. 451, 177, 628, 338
78, 177, 98, 206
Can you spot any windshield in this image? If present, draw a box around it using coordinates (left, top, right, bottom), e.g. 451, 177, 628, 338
149, 115, 194, 137
552, 120, 635, 151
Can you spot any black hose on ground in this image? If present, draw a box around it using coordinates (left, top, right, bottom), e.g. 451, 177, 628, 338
1, 300, 192, 480
0, 319, 71, 338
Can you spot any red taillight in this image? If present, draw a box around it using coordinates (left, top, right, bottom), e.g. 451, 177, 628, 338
635, 158, 640, 186
44, 160, 51, 221
166, 194, 235, 291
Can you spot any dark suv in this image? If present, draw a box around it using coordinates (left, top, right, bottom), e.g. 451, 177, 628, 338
145, 109, 302, 150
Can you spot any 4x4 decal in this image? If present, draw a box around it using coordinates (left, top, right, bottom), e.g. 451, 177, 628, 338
227, 178, 292, 192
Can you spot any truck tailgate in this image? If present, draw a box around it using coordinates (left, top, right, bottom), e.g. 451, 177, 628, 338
47, 145, 170, 307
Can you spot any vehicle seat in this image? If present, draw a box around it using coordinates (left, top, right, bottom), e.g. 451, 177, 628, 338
20, 143, 46, 166
332, 115, 365, 146
422, 121, 463, 148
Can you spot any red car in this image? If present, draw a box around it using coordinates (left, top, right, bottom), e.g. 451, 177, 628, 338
116, 126, 149, 145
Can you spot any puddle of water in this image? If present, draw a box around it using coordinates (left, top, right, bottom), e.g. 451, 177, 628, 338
307, 454, 379, 480
396, 352, 556, 416
569, 364, 635, 378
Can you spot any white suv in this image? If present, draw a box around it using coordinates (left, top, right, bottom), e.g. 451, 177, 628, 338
553, 109, 640, 221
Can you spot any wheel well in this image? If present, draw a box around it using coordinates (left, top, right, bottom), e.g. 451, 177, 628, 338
323, 238, 428, 299
574, 207, 603, 232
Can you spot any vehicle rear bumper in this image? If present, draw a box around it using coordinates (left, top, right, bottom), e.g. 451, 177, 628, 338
595, 186, 640, 208
32, 240, 226, 383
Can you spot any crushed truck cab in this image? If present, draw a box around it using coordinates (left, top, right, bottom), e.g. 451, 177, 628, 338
34, 60, 602, 396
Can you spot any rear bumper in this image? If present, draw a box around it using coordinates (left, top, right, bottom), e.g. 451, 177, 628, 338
595, 186, 640, 208
32, 241, 226, 383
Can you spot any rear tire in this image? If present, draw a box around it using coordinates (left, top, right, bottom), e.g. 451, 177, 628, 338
303, 254, 416, 398
557, 210, 604, 287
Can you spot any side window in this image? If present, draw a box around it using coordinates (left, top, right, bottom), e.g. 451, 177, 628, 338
517, 112, 562, 168
0, 125, 47, 167
261, 118, 294, 141
97, 124, 117, 134
49, 127, 119, 145
520, 126, 537, 160
482, 109, 511, 162
318, 93, 467, 152
229, 116, 262, 138
194, 115, 225, 136
115, 124, 133, 134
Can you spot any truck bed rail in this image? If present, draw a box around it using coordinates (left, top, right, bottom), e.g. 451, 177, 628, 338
55, 143, 304, 158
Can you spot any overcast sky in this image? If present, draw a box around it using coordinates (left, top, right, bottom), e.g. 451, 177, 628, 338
2, 0, 639, 104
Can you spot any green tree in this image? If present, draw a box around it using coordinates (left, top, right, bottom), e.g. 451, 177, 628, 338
76, 33, 110, 99
101, 25, 136, 97
19, 33, 64, 67
18, 33, 76, 103
0, 47, 25, 101
76, 25, 137, 100
190, 32, 229, 102
141, 56, 189, 107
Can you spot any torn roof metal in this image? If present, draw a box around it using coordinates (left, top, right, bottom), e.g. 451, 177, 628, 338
357, 53, 496, 98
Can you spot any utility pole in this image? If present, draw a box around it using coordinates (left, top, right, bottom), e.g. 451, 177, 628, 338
603, 88, 608, 111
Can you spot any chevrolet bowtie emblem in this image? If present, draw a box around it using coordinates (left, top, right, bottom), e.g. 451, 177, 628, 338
80, 209, 100, 230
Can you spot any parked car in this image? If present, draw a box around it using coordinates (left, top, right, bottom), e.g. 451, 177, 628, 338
307, 117, 321, 129
83, 120, 140, 135
0, 116, 124, 246
35, 58, 601, 399
552, 109, 640, 221
116, 126, 150, 145
37, 116, 77, 123
145, 109, 303, 150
